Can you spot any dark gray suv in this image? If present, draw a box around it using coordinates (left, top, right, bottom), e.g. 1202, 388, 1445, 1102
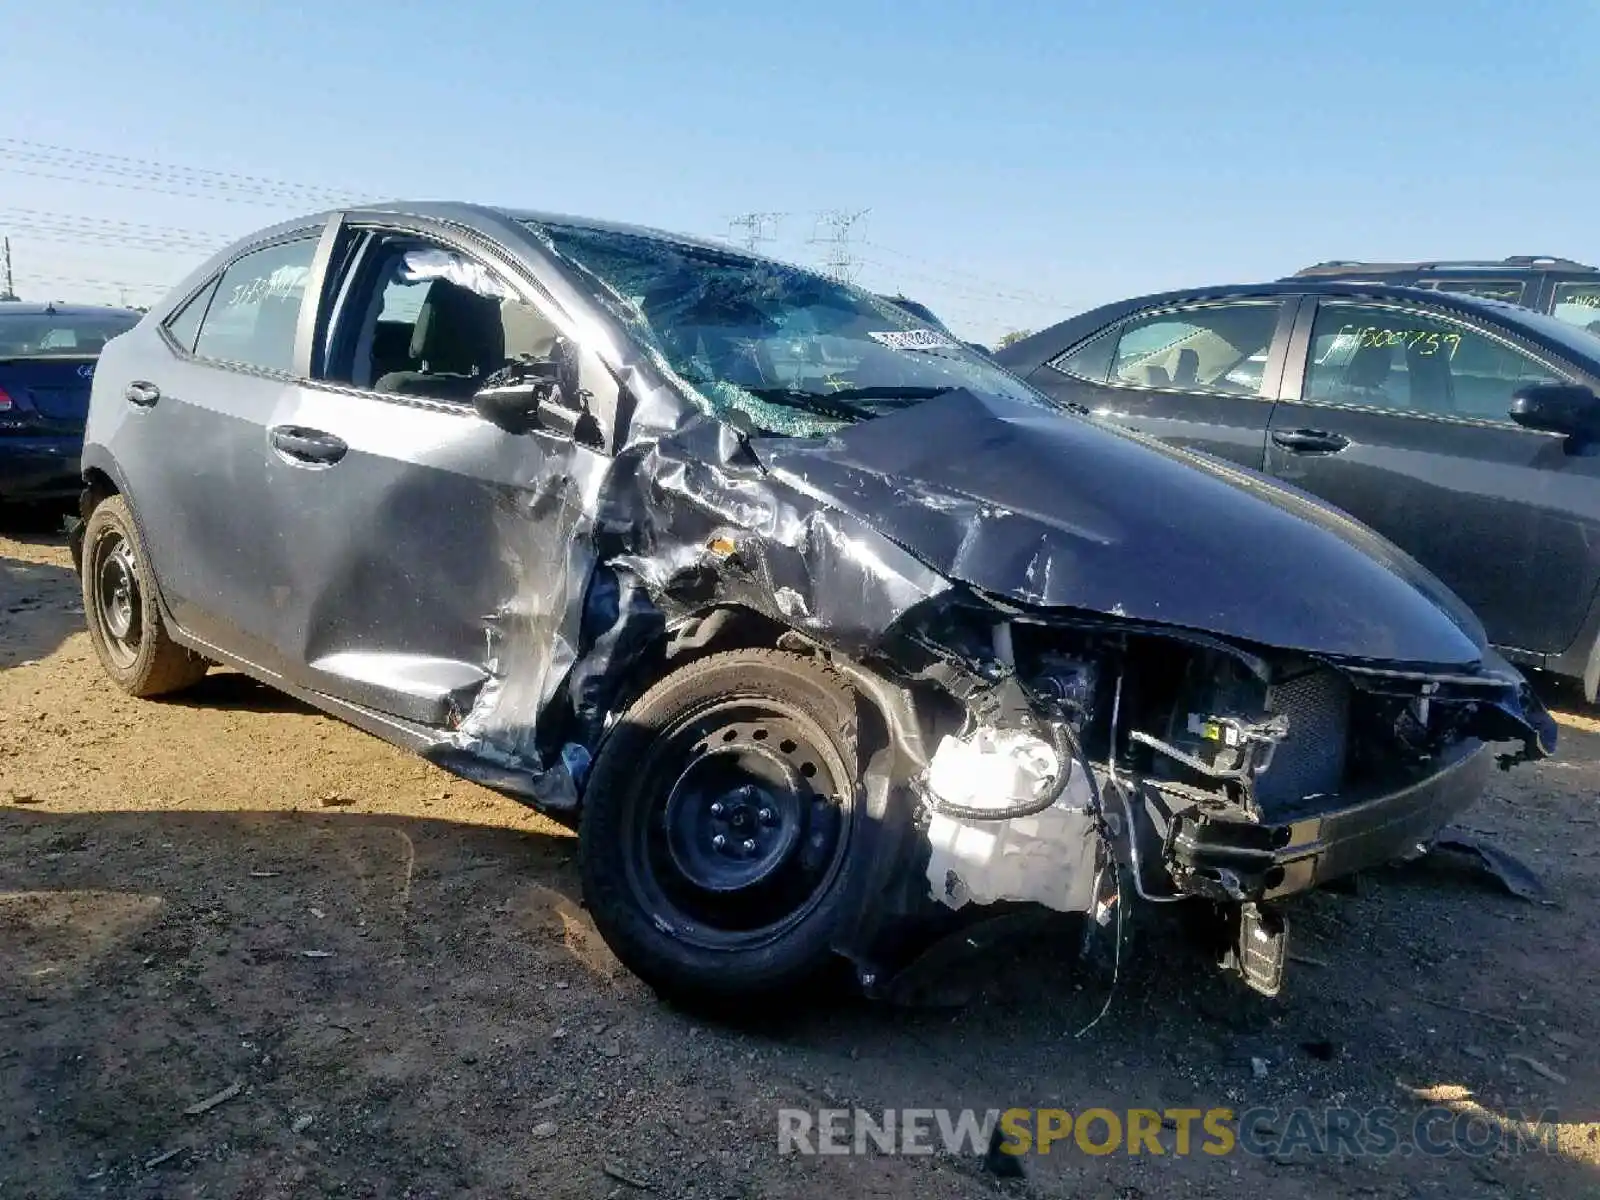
72, 202, 1554, 1009
1288, 256, 1600, 333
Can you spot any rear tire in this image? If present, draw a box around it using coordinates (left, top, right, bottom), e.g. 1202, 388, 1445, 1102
579, 649, 865, 1012
80, 494, 209, 697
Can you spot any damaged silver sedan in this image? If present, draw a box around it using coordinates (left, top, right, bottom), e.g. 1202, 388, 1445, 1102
72, 203, 1557, 1008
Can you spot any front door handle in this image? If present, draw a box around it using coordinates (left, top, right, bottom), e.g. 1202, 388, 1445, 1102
1272, 428, 1349, 454
125, 380, 160, 407
269, 425, 348, 465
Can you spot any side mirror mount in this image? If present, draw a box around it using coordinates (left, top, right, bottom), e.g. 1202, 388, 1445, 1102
473, 371, 554, 435
1509, 382, 1600, 439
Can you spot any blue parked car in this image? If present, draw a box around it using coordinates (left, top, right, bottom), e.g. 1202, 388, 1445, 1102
0, 301, 142, 503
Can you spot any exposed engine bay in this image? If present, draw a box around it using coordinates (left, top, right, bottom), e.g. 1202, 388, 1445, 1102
847, 592, 1556, 994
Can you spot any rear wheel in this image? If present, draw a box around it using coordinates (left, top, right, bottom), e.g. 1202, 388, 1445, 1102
80, 495, 209, 697
579, 649, 864, 1010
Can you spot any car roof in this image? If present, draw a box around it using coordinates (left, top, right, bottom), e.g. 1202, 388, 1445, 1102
993, 279, 1600, 372
1289, 256, 1597, 278
0, 300, 142, 317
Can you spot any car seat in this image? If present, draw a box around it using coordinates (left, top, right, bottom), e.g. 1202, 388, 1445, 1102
1172, 347, 1200, 387
1405, 339, 1456, 415
1343, 341, 1393, 402
374, 279, 505, 399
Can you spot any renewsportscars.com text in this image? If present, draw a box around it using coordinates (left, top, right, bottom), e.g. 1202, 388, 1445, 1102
777, 1106, 1563, 1159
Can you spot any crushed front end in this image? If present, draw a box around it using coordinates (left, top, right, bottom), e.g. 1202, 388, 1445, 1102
870, 592, 1556, 995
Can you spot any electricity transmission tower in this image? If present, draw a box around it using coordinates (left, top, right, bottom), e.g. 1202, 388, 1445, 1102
727, 211, 785, 252
809, 209, 869, 283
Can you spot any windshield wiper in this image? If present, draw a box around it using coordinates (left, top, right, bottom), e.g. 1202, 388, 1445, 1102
743, 384, 955, 418
752, 385, 953, 403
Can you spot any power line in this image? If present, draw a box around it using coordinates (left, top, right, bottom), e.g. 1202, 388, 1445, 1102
0, 208, 233, 242
0, 138, 368, 207
854, 255, 1066, 314
859, 239, 1063, 308
0, 212, 229, 256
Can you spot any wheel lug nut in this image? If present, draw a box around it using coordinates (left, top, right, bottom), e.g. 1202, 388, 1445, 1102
712, 834, 726, 849
759, 808, 774, 824
710, 802, 724, 816
741, 839, 757, 853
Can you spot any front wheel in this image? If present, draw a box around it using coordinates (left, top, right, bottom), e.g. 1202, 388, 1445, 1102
80, 494, 209, 697
579, 649, 865, 1010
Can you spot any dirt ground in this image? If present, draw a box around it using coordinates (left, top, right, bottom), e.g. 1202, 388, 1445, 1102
3, 510, 1598, 1200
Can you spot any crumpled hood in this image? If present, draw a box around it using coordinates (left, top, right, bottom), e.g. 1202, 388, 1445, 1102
751, 388, 1489, 665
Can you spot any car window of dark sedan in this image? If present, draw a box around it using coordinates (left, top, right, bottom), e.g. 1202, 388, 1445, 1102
1051, 301, 1280, 397
523, 220, 1050, 436
1303, 302, 1566, 421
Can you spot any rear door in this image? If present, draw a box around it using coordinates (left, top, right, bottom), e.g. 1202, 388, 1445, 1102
1264, 297, 1600, 656
106, 223, 336, 660
1027, 297, 1296, 469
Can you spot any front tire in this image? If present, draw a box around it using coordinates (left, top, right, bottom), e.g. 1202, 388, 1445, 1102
80, 494, 209, 697
580, 649, 865, 1011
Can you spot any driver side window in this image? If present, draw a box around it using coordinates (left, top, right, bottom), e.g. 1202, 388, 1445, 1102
322, 233, 562, 401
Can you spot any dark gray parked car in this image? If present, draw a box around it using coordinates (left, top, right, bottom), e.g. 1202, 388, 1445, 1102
995, 281, 1600, 699
72, 203, 1554, 1008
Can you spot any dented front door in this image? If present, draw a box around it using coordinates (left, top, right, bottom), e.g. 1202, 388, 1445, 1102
250, 220, 600, 731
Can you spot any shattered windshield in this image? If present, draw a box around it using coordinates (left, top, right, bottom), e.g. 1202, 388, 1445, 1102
523, 220, 1046, 435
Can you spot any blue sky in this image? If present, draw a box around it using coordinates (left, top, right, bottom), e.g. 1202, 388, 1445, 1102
3, 0, 1594, 341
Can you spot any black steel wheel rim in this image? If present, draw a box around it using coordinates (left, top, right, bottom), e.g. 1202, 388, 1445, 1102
626, 695, 853, 951
92, 529, 142, 669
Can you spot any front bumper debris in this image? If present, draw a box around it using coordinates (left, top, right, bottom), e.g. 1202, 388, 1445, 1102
1160, 738, 1491, 902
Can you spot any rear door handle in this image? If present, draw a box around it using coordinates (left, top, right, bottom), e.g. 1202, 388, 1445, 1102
125, 380, 160, 407
1271, 428, 1349, 454
269, 425, 348, 465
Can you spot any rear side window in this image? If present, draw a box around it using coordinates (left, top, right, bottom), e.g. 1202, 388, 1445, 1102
1303, 303, 1564, 420
1551, 281, 1600, 333
1105, 302, 1281, 395
164, 277, 220, 354
192, 237, 319, 374
1419, 279, 1526, 306
1049, 327, 1116, 383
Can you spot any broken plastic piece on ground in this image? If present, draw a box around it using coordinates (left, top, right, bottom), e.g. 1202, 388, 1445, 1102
1429, 828, 1550, 903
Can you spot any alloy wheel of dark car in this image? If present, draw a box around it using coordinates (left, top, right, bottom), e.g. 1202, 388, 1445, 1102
579, 649, 864, 1009
80, 495, 211, 698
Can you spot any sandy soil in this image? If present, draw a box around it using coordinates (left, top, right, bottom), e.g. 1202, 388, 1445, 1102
2, 512, 1597, 1199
